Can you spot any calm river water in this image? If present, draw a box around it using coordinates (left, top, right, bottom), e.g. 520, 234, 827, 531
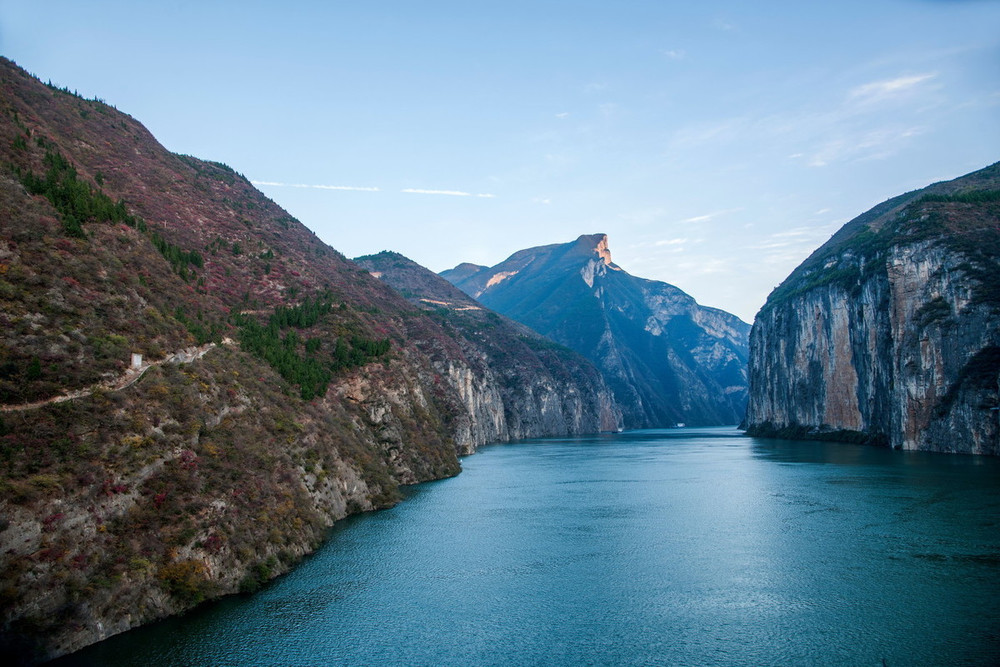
60, 428, 1000, 666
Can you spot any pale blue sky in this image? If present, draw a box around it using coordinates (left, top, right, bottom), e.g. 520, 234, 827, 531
3, 1, 998, 321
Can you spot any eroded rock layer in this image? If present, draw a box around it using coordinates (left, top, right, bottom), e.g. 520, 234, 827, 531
746, 162, 1000, 454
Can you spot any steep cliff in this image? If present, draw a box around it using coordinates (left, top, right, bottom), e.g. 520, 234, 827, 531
0, 58, 611, 663
442, 234, 751, 427
356, 251, 622, 443
746, 162, 1000, 454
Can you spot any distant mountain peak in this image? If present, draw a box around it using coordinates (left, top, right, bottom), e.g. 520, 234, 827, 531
574, 233, 621, 288
596, 235, 614, 266
451, 261, 486, 273
439, 261, 489, 288
442, 234, 751, 428
575, 234, 618, 269
577, 233, 614, 266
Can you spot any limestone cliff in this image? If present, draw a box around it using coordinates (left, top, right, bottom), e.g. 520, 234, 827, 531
746, 162, 1000, 454
442, 234, 751, 427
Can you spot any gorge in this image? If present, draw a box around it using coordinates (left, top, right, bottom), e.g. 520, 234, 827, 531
1, 51, 999, 666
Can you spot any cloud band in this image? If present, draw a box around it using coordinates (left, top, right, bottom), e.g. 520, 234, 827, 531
252, 180, 380, 192
252, 181, 496, 198
401, 188, 496, 198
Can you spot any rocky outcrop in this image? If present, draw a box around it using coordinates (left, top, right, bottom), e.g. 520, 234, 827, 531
746, 162, 1000, 454
442, 234, 750, 427
438, 344, 621, 446
355, 251, 622, 446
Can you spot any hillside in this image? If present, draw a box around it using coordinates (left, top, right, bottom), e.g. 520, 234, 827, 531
442, 234, 751, 427
356, 251, 621, 441
0, 57, 612, 662
745, 162, 1000, 453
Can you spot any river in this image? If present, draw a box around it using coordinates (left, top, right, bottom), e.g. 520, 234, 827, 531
59, 427, 1000, 666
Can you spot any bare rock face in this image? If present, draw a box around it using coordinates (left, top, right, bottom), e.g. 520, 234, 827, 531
442, 234, 751, 428
746, 162, 1000, 454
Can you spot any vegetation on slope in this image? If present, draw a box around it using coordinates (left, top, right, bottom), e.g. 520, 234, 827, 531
15, 144, 143, 237
0, 57, 470, 662
355, 251, 622, 433
235, 296, 391, 400
0, 344, 422, 655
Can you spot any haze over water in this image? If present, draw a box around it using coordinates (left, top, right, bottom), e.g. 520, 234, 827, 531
62, 428, 1000, 666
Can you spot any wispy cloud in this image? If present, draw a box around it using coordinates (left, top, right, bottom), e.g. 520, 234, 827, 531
750, 224, 839, 259
654, 237, 695, 253
771, 228, 813, 238
848, 73, 936, 105
663, 49, 686, 60
791, 72, 937, 166
806, 125, 927, 167
672, 68, 940, 169
555, 112, 570, 119
253, 181, 497, 198
401, 188, 496, 198
677, 208, 742, 224
252, 180, 379, 192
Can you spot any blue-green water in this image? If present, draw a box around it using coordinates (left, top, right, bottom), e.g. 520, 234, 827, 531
60, 428, 1000, 666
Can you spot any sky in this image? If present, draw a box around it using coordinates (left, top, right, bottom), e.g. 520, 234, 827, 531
2, 1, 998, 322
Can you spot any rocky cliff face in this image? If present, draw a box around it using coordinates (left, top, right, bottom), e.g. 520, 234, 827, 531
355, 251, 622, 443
442, 234, 751, 428
0, 59, 615, 663
746, 163, 1000, 454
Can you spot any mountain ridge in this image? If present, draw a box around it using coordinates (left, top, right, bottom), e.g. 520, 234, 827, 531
442, 233, 751, 427
356, 250, 622, 440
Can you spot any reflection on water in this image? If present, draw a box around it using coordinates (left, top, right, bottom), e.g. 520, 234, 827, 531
59, 428, 1000, 667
